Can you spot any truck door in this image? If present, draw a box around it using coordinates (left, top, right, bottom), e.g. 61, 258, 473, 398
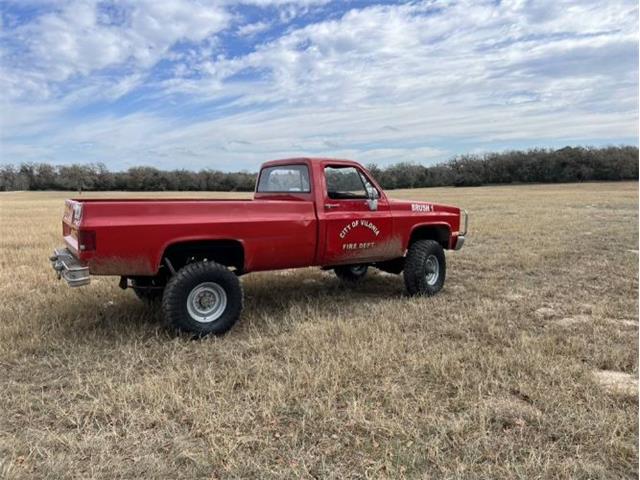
320, 165, 395, 265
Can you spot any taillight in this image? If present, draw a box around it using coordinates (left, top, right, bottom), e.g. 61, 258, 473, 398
78, 230, 96, 252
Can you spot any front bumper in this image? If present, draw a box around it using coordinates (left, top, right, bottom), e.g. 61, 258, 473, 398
454, 209, 468, 250
50, 247, 90, 287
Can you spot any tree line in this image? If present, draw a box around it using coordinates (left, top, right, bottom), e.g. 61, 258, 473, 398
0, 145, 637, 192
366, 145, 638, 189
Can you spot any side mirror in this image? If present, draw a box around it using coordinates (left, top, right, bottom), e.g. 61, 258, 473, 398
366, 187, 379, 211
366, 198, 378, 211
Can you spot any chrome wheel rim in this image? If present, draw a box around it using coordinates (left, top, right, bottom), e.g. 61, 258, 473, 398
350, 265, 367, 276
425, 255, 439, 286
186, 282, 227, 323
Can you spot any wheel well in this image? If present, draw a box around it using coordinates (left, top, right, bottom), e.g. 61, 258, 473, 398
409, 225, 451, 249
162, 240, 245, 273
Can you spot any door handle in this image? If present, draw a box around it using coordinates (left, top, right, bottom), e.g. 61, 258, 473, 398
325, 203, 340, 210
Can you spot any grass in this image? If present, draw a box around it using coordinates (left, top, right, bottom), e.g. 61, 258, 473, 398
0, 182, 637, 479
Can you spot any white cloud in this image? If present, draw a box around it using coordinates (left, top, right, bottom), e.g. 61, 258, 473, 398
236, 20, 271, 37
0, 0, 637, 169
2, 0, 230, 98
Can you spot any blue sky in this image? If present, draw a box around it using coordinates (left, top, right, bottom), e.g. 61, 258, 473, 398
0, 0, 638, 171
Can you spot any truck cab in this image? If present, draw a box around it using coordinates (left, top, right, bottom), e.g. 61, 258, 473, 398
255, 158, 465, 268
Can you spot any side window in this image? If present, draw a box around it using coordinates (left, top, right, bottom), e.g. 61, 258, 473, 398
325, 166, 368, 200
257, 165, 310, 193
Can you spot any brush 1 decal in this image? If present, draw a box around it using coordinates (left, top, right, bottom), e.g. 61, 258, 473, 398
411, 203, 434, 212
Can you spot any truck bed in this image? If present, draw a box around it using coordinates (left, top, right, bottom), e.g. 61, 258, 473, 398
66, 199, 319, 275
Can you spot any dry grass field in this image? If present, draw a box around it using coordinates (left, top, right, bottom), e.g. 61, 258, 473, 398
0, 182, 637, 479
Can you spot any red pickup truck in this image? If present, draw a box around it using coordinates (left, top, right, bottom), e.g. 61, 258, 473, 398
51, 158, 467, 335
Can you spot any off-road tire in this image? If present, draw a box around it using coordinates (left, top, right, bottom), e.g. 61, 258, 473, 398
162, 261, 243, 336
403, 240, 446, 296
133, 286, 163, 303
131, 274, 168, 303
334, 264, 369, 283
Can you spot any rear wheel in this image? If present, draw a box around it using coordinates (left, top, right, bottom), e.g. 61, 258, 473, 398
133, 286, 163, 303
162, 261, 243, 336
334, 264, 369, 283
131, 277, 166, 303
403, 240, 446, 296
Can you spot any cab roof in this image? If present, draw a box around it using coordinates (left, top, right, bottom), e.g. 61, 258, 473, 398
260, 157, 362, 169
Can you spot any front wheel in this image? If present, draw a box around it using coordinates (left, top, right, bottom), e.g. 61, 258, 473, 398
334, 264, 369, 283
403, 240, 446, 296
162, 261, 243, 336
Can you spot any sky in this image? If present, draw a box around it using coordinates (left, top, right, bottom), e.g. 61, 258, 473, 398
0, 0, 638, 171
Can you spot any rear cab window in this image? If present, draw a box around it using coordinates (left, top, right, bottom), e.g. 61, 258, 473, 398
257, 165, 311, 193
325, 166, 379, 200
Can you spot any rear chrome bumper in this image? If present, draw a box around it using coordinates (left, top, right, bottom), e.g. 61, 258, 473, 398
454, 235, 465, 250
50, 248, 90, 287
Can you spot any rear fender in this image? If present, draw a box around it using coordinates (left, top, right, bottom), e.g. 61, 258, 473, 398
157, 238, 246, 274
